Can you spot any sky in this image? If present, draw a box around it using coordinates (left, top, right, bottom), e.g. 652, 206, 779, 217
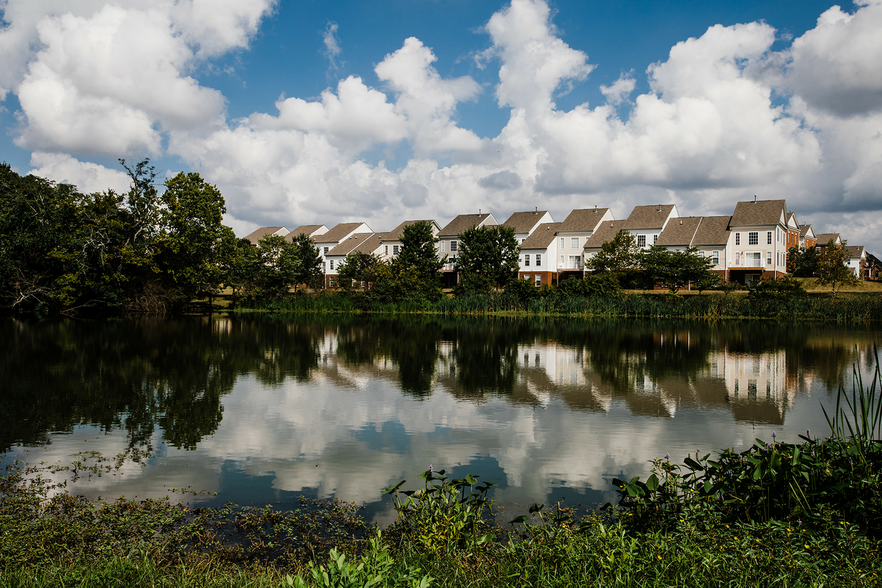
1, 0, 881, 251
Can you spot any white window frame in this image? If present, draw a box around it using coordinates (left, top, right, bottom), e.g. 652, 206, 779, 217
536, 254, 541, 267
560, 237, 566, 249
637, 235, 646, 248
767, 231, 773, 245
749, 232, 759, 245
735, 233, 740, 246
524, 254, 530, 267
571, 237, 579, 249
450, 240, 458, 252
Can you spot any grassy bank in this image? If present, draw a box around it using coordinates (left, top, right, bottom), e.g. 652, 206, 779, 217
233, 289, 882, 322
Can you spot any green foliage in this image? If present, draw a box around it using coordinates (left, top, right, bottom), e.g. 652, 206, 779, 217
817, 240, 860, 298
383, 468, 496, 555
454, 225, 520, 292
337, 252, 386, 290
824, 345, 882, 466
789, 245, 820, 277
556, 273, 622, 297
640, 246, 716, 293
586, 231, 640, 273
289, 234, 325, 290
747, 276, 808, 301
393, 221, 444, 293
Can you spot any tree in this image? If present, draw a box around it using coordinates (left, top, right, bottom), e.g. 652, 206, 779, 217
640, 246, 716, 293
390, 221, 445, 300
337, 252, 386, 290
454, 225, 521, 292
788, 245, 820, 277
817, 241, 859, 298
288, 234, 324, 290
155, 172, 236, 301
587, 231, 640, 273
253, 234, 300, 299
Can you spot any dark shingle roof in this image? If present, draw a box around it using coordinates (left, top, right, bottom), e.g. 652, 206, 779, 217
439, 213, 495, 237
285, 225, 327, 242
315, 222, 369, 244
799, 224, 815, 238
244, 226, 286, 245
383, 220, 439, 241
730, 200, 786, 227
585, 220, 629, 249
655, 217, 702, 246
503, 211, 549, 233
625, 204, 676, 229
326, 233, 374, 256
520, 223, 561, 249
350, 233, 384, 255
557, 208, 611, 232
815, 233, 842, 246
692, 216, 732, 247
845, 245, 865, 258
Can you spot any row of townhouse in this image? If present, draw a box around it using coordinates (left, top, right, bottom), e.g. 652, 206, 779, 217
245, 198, 875, 289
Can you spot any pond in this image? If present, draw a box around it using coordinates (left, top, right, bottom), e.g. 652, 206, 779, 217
2, 314, 878, 526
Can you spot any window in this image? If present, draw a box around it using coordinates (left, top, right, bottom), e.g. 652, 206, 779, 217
535, 275, 541, 286
653, 234, 658, 244
571, 237, 579, 249
767, 231, 773, 245
384, 245, 388, 255
569, 255, 581, 268
536, 254, 541, 266
440, 241, 445, 252
324, 246, 329, 254
767, 251, 772, 265
450, 240, 458, 252
749, 252, 762, 266
524, 254, 530, 266
329, 259, 334, 270
560, 237, 565, 249
637, 235, 646, 247
560, 255, 565, 266
749, 232, 758, 245
735, 233, 740, 246
523, 274, 530, 282
698, 250, 705, 257
712, 250, 719, 265
392, 245, 399, 255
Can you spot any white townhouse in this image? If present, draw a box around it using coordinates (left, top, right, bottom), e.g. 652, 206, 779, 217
436, 212, 498, 286
690, 216, 733, 281
314, 222, 372, 269
285, 225, 329, 242
518, 223, 560, 287
727, 199, 789, 283
555, 207, 614, 277
798, 224, 817, 249
845, 245, 867, 279
654, 216, 703, 253
323, 232, 381, 288
243, 226, 288, 246
583, 219, 631, 268
622, 204, 679, 249
379, 220, 442, 262
502, 210, 554, 243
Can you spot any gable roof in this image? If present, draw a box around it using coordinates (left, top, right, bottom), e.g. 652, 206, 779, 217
815, 233, 842, 246
730, 199, 786, 227
326, 233, 374, 256
557, 208, 611, 232
692, 216, 732, 246
315, 222, 370, 244
625, 204, 676, 229
502, 210, 550, 233
382, 219, 440, 241
786, 211, 799, 229
285, 225, 327, 242
585, 220, 630, 249
350, 233, 385, 255
520, 223, 561, 249
799, 224, 816, 239
845, 245, 865, 259
244, 226, 287, 245
655, 217, 702, 246
438, 213, 496, 237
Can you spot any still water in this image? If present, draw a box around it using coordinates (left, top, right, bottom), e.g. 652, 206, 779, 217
2, 315, 878, 525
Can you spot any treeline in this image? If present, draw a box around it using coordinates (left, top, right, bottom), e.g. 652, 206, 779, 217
0, 161, 328, 314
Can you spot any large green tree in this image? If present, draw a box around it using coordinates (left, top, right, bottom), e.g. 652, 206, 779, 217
640, 246, 716, 293
389, 221, 445, 300
455, 225, 520, 292
587, 231, 640, 273
289, 233, 324, 290
788, 245, 820, 277
337, 252, 386, 290
155, 172, 237, 301
817, 241, 859, 298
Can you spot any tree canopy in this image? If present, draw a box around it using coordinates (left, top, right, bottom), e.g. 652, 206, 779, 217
587, 231, 640, 273
816, 241, 859, 298
640, 246, 716, 293
454, 225, 520, 292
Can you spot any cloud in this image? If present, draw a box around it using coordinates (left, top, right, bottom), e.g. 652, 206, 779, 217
322, 21, 343, 74
600, 73, 635, 106
784, 1, 882, 117
478, 170, 523, 191
28, 152, 131, 194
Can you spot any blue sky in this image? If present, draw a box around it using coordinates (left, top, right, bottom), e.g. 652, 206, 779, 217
1, 0, 881, 250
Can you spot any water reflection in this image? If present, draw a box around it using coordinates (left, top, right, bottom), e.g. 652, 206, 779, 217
2, 315, 879, 520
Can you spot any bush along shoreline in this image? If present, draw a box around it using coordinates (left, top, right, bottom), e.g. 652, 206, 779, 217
3, 356, 882, 586
233, 287, 882, 322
